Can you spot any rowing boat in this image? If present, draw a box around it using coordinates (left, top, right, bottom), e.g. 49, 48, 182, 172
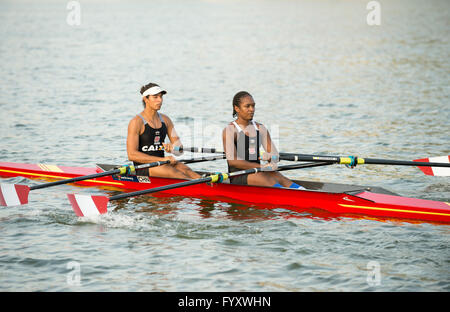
0, 161, 449, 223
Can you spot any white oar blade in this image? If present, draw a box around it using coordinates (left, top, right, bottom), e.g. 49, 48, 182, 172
0, 184, 30, 206
414, 156, 450, 176
67, 194, 109, 217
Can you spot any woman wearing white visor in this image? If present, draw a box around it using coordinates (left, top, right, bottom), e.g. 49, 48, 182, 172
127, 82, 200, 179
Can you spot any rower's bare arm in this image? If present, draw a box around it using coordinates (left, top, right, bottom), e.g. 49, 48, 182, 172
162, 114, 182, 153
259, 124, 279, 160
126, 117, 166, 163
222, 125, 260, 170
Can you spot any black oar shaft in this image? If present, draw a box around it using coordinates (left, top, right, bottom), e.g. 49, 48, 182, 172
280, 154, 340, 163
110, 177, 212, 201
177, 147, 449, 168
29, 161, 170, 191
30, 170, 117, 191
177, 146, 224, 154
181, 154, 225, 163
226, 162, 331, 178
29, 155, 226, 191
109, 162, 331, 202
276, 162, 332, 172
279, 153, 450, 168
361, 158, 449, 167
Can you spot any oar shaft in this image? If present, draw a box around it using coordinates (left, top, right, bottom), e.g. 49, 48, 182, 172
280, 154, 340, 163
181, 154, 225, 163
109, 162, 330, 201
175, 146, 224, 154
363, 158, 450, 167
177, 147, 450, 169
110, 177, 212, 201
276, 162, 332, 172
29, 155, 225, 191
279, 153, 450, 168
29, 161, 170, 191
227, 162, 331, 178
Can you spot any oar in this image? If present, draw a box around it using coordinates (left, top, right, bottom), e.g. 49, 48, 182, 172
173, 146, 450, 176
278, 153, 450, 176
0, 155, 225, 207
67, 161, 332, 217
173, 146, 224, 154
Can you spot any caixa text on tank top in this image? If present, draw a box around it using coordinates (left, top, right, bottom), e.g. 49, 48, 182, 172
141, 132, 163, 152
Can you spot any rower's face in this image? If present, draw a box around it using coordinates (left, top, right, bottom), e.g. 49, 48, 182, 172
145, 93, 163, 110
235, 96, 255, 120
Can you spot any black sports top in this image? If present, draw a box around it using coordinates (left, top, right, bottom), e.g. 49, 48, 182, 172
133, 113, 167, 173
227, 120, 261, 174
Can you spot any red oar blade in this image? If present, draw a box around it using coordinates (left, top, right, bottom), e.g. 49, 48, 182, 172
0, 184, 30, 206
67, 194, 109, 217
414, 156, 450, 176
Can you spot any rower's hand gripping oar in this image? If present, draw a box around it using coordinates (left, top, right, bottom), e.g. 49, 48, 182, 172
277, 153, 450, 176
67, 162, 331, 217
0, 155, 225, 207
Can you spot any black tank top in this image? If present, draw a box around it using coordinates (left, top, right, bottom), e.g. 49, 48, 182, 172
227, 120, 261, 173
133, 113, 167, 174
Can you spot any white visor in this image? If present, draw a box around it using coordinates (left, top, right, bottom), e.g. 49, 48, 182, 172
142, 86, 167, 97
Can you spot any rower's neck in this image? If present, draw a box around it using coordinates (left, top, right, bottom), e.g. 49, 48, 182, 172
235, 117, 252, 127
142, 108, 158, 120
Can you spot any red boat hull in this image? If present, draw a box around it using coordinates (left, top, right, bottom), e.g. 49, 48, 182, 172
0, 161, 449, 223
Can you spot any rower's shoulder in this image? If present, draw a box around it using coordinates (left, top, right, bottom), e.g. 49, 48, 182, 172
158, 113, 172, 124
254, 121, 267, 131
128, 114, 145, 133
223, 121, 237, 130
222, 122, 236, 137
129, 114, 144, 125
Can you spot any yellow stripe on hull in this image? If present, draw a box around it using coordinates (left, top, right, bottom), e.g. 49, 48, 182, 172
338, 204, 450, 217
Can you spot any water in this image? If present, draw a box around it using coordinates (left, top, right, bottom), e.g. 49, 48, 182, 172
0, 0, 449, 292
